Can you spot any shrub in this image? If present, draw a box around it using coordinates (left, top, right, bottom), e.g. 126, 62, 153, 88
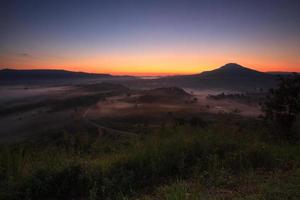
263, 169, 300, 200
261, 74, 300, 140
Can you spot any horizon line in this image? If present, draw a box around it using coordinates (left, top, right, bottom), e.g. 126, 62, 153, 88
1, 64, 300, 76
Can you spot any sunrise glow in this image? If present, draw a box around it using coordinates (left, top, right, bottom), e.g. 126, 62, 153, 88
1, 0, 300, 75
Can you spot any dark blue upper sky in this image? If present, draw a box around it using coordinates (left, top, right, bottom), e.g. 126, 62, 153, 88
1, 0, 300, 74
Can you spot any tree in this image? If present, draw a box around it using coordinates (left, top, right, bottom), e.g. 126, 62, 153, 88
261, 73, 300, 139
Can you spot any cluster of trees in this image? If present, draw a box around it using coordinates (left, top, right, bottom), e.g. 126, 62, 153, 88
207, 92, 262, 105
262, 74, 300, 140
207, 92, 247, 100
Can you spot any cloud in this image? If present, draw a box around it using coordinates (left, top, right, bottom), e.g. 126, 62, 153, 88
18, 53, 32, 57
15, 52, 64, 60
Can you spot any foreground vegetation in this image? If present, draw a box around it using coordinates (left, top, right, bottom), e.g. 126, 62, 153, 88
0, 115, 299, 200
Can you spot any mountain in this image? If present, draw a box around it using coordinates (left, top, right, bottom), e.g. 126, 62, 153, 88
0, 64, 282, 89
267, 71, 299, 76
0, 68, 112, 80
131, 87, 192, 103
199, 63, 268, 78
0, 68, 136, 85
156, 63, 277, 90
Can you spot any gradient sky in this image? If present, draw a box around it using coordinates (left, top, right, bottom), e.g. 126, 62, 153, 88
1, 0, 300, 75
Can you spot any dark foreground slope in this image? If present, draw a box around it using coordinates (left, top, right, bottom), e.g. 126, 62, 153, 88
0, 116, 299, 200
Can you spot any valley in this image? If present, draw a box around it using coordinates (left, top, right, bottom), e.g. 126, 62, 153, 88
0, 63, 299, 200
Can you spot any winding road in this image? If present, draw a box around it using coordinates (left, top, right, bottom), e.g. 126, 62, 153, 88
82, 104, 137, 137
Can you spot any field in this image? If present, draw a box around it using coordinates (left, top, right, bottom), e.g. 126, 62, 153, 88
0, 81, 299, 200
0, 83, 261, 142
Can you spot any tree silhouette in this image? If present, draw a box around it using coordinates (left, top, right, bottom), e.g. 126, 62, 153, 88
262, 73, 300, 139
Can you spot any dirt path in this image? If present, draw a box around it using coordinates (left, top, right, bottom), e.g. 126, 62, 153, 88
82, 104, 137, 137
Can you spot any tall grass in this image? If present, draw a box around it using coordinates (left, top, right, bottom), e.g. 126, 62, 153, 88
0, 119, 299, 199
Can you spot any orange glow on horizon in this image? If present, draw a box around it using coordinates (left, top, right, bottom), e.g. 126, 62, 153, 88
1, 63, 299, 76
1, 50, 300, 76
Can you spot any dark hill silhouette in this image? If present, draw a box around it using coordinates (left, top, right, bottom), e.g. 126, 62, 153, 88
200, 63, 267, 78
156, 63, 277, 90
0, 68, 137, 85
77, 82, 130, 93
0, 68, 112, 80
0, 64, 282, 89
132, 87, 192, 103
267, 71, 299, 76
145, 87, 190, 96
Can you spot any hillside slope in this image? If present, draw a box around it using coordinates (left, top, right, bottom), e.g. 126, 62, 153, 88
0, 69, 112, 80
157, 63, 277, 90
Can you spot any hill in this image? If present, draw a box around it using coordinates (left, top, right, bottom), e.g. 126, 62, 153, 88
267, 71, 299, 76
137, 87, 192, 103
0, 68, 138, 85
0, 68, 112, 80
157, 63, 277, 90
200, 63, 269, 78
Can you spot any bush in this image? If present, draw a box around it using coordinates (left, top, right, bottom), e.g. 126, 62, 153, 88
263, 169, 300, 200
17, 164, 90, 200
262, 74, 300, 140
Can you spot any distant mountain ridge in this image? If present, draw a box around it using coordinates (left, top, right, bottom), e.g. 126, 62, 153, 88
0, 68, 141, 85
156, 63, 277, 90
199, 63, 268, 78
0, 64, 288, 89
0, 68, 112, 80
267, 71, 299, 76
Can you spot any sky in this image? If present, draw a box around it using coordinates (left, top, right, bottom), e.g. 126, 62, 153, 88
1, 0, 300, 75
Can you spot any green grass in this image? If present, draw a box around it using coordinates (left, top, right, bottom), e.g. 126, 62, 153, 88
0, 117, 299, 200
262, 169, 300, 200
